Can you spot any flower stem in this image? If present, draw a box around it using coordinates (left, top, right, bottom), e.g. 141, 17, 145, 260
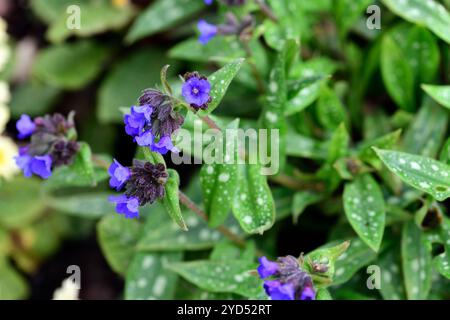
178, 190, 247, 248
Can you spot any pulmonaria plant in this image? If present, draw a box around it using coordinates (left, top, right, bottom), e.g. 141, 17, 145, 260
258, 256, 316, 300
14, 112, 80, 179
108, 159, 168, 218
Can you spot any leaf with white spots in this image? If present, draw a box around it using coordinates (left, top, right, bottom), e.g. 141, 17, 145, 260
167, 260, 261, 298
97, 214, 142, 275
343, 174, 386, 252
381, 0, 450, 45
199, 59, 245, 115
403, 100, 448, 158
422, 84, 450, 110
126, 0, 204, 43
137, 204, 237, 251
285, 76, 327, 116
333, 238, 377, 285
433, 218, 450, 279
46, 193, 115, 219
381, 35, 415, 111
378, 246, 406, 300
232, 164, 275, 234
401, 221, 432, 299
200, 120, 239, 228
125, 252, 182, 300
304, 241, 350, 286
374, 149, 450, 201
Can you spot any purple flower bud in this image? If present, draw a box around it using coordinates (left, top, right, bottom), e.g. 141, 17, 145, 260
16, 114, 36, 139
257, 256, 279, 278
263, 280, 295, 300
108, 159, 131, 191
182, 72, 212, 109
108, 194, 140, 219
197, 20, 218, 45
151, 135, 177, 155
300, 285, 316, 300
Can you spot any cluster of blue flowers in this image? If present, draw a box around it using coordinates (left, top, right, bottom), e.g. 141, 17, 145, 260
258, 256, 316, 300
14, 112, 80, 179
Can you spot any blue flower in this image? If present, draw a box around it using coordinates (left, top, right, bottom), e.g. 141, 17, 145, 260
15, 148, 52, 179
16, 114, 36, 139
151, 135, 177, 155
108, 194, 140, 219
257, 256, 279, 278
204, 0, 213, 5
124, 105, 153, 138
197, 20, 217, 45
135, 130, 154, 147
300, 285, 316, 300
263, 280, 295, 300
108, 159, 131, 191
182, 73, 212, 109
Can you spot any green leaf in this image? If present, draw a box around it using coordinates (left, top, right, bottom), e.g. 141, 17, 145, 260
97, 214, 142, 275
232, 164, 275, 234
137, 206, 228, 251
0, 259, 28, 299
381, 35, 415, 111
316, 85, 348, 130
0, 177, 45, 229
378, 246, 406, 300
357, 129, 402, 166
403, 100, 448, 158
167, 260, 261, 298
46, 193, 115, 219
316, 288, 333, 300
45, 142, 96, 189
327, 123, 350, 164
305, 241, 350, 286
161, 169, 187, 230
47, 2, 135, 43
32, 41, 109, 89
125, 252, 182, 300
374, 149, 450, 201
285, 130, 328, 160
285, 77, 327, 116
440, 137, 450, 164
97, 49, 166, 123
200, 120, 239, 227
333, 238, 377, 285
343, 174, 386, 252
422, 84, 450, 110
433, 219, 450, 279
199, 59, 244, 115
291, 191, 322, 223
401, 221, 432, 299
335, 0, 373, 37
382, 0, 450, 45
126, 0, 204, 43
10, 83, 61, 117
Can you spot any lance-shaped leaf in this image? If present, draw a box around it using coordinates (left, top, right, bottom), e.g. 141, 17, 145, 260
381, 0, 450, 45
304, 241, 350, 287
316, 85, 348, 130
381, 35, 415, 111
126, 0, 204, 43
357, 129, 402, 166
97, 215, 142, 275
401, 221, 432, 299
46, 193, 115, 219
378, 246, 406, 300
200, 120, 239, 228
403, 100, 448, 158
232, 164, 275, 234
374, 149, 450, 201
125, 252, 182, 300
142, 148, 187, 230
167, 260, 261, 298
199, 59, 244, 115
343, 174, 386, 252
333, 238, 377, 285
422, 84, 450, 110
433, 219, 450, 279
285, 76, 327, 116
291, 191, 322, 223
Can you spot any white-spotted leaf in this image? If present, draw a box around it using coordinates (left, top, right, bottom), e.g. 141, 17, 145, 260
422, 84, 450, 110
